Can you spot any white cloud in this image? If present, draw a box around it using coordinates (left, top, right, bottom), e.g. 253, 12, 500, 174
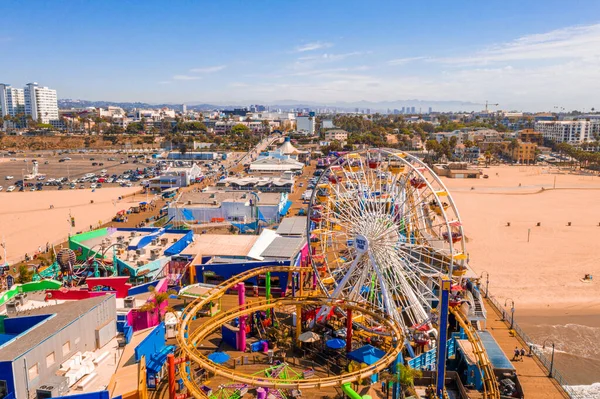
440, 23, 600, 66
294, 41, 333, 52
189, 65, 227, 73
387, 56, 427, 65
158, 81, 171, 85
172, 75, 202, 81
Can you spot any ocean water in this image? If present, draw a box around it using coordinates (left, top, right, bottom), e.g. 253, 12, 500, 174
519, 317, 600, 397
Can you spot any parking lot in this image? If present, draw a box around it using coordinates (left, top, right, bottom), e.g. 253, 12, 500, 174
0, 152, 159, 191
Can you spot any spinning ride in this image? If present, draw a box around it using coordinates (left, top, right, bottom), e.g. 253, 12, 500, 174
308, 148, 467, 333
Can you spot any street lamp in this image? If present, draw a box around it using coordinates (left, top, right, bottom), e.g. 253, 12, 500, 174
504, 298, 515, 330
542, 339, 556, 378
480, 271, 490, 298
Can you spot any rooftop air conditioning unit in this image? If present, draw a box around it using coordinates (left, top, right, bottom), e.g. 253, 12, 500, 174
136, 248, 145, 255
36, 376, 69, 399
187, 200, 192, 205
212, 200, 218, 205
151, 238, 159, 246
137, 260, 145, 267
14, 294, 25, 305
6, 301, 17, 314
117, 235, 125, 243
130, 232, 136, 237
124, 296, 135, 308
160, 238, 169, 246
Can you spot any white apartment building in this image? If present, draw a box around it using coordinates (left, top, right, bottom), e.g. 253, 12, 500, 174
534, 120, 600, 144
24, 82, 59, 125
0, 84, 25, 119
296, 115, 315, 135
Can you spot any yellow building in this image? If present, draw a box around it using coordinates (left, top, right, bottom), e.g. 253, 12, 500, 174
501, 140, 538, 164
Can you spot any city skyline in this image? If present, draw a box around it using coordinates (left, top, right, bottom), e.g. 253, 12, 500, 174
1, 1, 600, 111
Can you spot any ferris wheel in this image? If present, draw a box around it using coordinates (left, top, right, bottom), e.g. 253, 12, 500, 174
308, 148, 468, 332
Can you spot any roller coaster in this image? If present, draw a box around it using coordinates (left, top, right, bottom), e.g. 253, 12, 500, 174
174, 149, 501, 399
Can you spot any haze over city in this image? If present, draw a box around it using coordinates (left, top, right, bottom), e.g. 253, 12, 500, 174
1, 0, 600, 110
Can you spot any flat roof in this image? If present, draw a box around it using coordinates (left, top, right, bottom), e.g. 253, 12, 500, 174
177, 191, 281, 206
478, 331, 515, 370
260, 236, 304, 259
276, 217, 307, 236
0, 295, 114, 361
184, 234, 259, 259
108, 327, 153, 397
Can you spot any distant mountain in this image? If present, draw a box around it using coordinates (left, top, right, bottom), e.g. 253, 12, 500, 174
59, 98, 484, 113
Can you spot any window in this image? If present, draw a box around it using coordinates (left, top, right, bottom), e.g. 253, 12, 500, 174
28, 363, 39, 380
46, 352, 56, 367
62, 341, 71, 356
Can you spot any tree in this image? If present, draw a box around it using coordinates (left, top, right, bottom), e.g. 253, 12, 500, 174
17, 264, 33, 284
231, 124, 250, 135
143, 285, 178, 321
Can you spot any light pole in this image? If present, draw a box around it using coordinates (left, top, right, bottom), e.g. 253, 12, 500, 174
504, 298, 515, 330
480, 271, 489, 298
542, 339, 556, 378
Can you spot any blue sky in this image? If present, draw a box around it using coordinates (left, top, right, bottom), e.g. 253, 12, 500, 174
2, 0, 600, 110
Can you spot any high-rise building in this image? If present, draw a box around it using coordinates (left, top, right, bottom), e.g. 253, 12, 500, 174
411, 106, 416, 114
24, 82, 59, 125
428, 107, 433, 114
534, 120, 600, 144
182, 104, 187, 114
0, 83, 25, 118
401, 107, 406, 114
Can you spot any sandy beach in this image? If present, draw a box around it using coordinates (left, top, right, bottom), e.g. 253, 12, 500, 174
442, 165, 600, 385
0, 187, 141, 264
442, 165, 600, 314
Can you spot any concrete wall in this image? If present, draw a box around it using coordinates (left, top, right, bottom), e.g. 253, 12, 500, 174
10, 295, 117, 399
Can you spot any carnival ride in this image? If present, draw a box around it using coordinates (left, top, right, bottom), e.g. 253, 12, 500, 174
172, 149, 499, 399
34, 245, 118, 284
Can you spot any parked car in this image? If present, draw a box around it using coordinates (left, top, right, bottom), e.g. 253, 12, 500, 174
6, 186, 15, 192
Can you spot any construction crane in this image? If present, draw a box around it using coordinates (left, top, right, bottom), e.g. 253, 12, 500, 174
475, 101, 499, 112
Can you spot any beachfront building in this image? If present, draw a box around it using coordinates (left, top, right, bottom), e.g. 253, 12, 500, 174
0, 84, 25, 128
517, 129, 544, 145
216, 175, 295, 193
24, 82, 60, 127
69, 227, 194, 283
249, 156, 304, 174
534, 120, 600, 144
168, 190, 292, 224
166, 151, 219, 161
0, 295, 117, 399
500, 140, 538, 164
180, 229, 308, 296
149, 163, 203, 190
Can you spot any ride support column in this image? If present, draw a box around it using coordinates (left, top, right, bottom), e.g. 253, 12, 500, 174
237, 283, 247, 351
346, 308, 353, 353
436, 276, 451, 398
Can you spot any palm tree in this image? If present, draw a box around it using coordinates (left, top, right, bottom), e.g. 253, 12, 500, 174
380, 365, 423, 398
145, 285, 177, 322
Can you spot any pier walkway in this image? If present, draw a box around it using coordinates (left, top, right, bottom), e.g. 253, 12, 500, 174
483, 298, 568, 399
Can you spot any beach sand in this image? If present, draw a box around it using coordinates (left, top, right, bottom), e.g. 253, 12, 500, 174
0, 187, 141, 264
442, 165, 600, 385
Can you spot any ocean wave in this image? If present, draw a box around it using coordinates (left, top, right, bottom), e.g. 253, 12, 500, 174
526, 323, 600, 360
565, 383, 600, 399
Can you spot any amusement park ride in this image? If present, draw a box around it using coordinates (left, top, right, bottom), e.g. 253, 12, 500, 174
171, 149, 502, 399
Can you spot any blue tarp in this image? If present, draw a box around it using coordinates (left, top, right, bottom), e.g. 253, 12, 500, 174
347, 344, 385, 365
279, 200, 293, 216
326, 338, 346, 349
181, 209, 195, 221
208, 351, 230, 364
232, 220, 259, 233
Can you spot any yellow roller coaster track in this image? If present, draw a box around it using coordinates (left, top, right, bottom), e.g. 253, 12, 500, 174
176, 266, 405, 398
450, 307, 500, 399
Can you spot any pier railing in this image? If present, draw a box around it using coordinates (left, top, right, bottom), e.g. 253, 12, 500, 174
484, 291, 584, 399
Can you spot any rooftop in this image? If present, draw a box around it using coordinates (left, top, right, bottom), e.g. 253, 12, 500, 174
276, 216, 307, 236
0, 295, 115, 361
177, 190, 282, 206
260, 236, 305, 260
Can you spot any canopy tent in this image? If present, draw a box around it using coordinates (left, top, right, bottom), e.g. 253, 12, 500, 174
208, 351, 230, 364
326, 338, 346, 350
298, 331, 320, 343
